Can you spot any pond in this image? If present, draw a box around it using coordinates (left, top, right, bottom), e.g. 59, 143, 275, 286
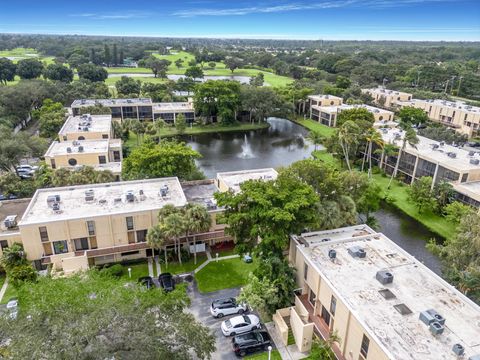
374, 203, 443, 276
182, 117, 317, 178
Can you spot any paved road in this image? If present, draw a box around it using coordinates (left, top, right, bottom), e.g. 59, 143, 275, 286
188, 282, 241, 360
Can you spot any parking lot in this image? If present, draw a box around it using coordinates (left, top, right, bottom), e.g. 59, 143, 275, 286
187, 282, 274, 360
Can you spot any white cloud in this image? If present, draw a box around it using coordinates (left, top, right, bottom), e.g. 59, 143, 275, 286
70, 11, 153, 20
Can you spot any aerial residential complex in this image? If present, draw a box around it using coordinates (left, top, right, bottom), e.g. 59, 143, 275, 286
71, 97, 195, 123
275, 225, 480, 360
362, 87, 413, 108
0, 168, 277, 274
59, 114, 113, 142
397, 99, 480, 137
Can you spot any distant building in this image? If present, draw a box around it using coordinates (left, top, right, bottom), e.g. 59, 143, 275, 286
397, 99, 480, 137
307, 95, 343, 119
152, 100, 195, 123
274, 224, 480, 359
58, 114, 113, 142
452, 181, 480, 208
311, 104, 394, 127
362, 87, 412, 108
216, 168, 278, 193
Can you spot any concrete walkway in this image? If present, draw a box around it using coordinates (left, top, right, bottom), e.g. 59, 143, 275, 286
193, 252, 240, 274
0, 278, 9, 303
265, 322, 309, 360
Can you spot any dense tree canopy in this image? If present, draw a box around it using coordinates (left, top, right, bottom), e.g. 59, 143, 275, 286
193, 80, 241, 124
77, 63, 108, 82
0, 57, 16, 84
43, 63, 74, 82
16, 58, 44, 79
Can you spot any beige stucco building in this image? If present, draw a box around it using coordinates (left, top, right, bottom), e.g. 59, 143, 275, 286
1, 168, 277, 274
58, 114, 113, 142
275, 225, 480, 360
361, 88, 412, 109
398, 99, 480, 137
44, 139, 123, 177
307, 95, 343, 120
311, 104, 394, 127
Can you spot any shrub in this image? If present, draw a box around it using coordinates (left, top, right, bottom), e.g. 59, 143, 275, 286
107, 264, 124, 277
9, 264, 37, 288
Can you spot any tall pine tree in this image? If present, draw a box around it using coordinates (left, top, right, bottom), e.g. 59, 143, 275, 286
104, 44, 111, 66
113, 44, 118, 66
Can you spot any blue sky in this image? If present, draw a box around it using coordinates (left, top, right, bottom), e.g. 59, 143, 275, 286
1, 0, 479, 41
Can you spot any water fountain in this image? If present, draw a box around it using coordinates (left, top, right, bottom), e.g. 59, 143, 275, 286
238, 134, 255, 159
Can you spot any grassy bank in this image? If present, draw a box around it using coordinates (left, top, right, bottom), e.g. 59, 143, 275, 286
290, 116, 336, 139
372, 173, 455, 240
312, 150, 342, 169
124, 122, 270, 148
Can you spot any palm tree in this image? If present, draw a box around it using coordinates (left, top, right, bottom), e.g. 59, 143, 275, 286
154, 119, 166, 142
146, 224, 169, 269
379, 143, 398, 170
388, 127, 419, 188
307, 130, 323, 152
163, 212, 187, 264
366, 129, 384, 178
184, 204, 212, 264
130, 119, 146, 145
337, 121, 360, 172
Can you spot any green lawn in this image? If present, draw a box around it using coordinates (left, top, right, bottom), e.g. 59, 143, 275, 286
0, 274, 5, 290
312, 150, 342, 169
372, 173, 455, 240
0, 283, 17, 304
195, 257, 257, 293
291, 116, 336, 139
245, 350, 282, 360
105, 76, 168, 86
119, 262, 150, 281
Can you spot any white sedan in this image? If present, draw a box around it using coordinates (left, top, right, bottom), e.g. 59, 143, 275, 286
221, 314, 261, 336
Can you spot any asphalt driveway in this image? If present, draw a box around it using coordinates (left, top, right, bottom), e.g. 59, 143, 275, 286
187, 281, 273, 360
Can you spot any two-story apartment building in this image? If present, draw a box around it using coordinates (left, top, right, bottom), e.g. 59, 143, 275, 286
276, 225, 480, 360
397, 99, 480, 137
361, 87, 412, 109
307, 95, 343, 119
152, 100, 195, 123
1, 168, 278, 274
44, 139, 123, 178
376, 128, 480, 186
58, 114, 113, 142
71, 98, 154, 121
311, 104, 394, 127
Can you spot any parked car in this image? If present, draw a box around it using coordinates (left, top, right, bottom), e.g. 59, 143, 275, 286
158, 273, 175, 292
232, 330, 272, 357
0, 193, 18, 201
210, 298, 248, 318
221, 314, 261, 336
16, 165, 38, 172
138, 276, 154, 289
467, 141, 480, 148
16, 169, 34, 179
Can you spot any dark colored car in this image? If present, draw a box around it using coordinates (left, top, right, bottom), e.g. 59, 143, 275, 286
0, 194, 18, 201
158, 273, 175, 292
138, 276, 154, 289
467, 142, 480, 148
232, 330, 272, 357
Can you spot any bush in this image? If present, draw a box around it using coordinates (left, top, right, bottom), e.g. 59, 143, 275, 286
102, 264, 124, 278
9, 264, 37, 288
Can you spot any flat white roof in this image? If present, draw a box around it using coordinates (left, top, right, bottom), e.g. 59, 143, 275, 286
20, 177, 187, 225
399, 99, 480, 114
59, 114, 112, 136
71, 98, 152, 107
362, 87, 412, 97
217, 168, 278, 193
313, 103, 394, 115
308, 94, 343, 102
453, 181, 480, 202
380, 128, 480, 172
296, 225, 480, 360
152, 102, 194, 113
45, 139, 121, 157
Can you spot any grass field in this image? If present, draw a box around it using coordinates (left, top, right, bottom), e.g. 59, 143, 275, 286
312, 150, 342, 169
0, 47, 54, 65
195, 257, 257, 293
245, 350, 282, 360
291, 116, 336, 139
0, 282, 17, 304
372, 173, 455, 240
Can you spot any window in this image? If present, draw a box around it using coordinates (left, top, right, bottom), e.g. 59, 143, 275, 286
68, 158, 77, 166
39, 226, 49, 242
74, 238, 89, 251
113, 151, 121, 162
360, 335, 370, 358
51, 159, 56, 169
102, 134, 108, 139
53, 240, 68, 255
0, 240, 8, 250
98, 156, 106, 164
308, 289, 316, 305
127, 232, 136, 244
136, 229, 147, 243
461, 173, 468, 183
78, 136, 85, 140
63, 136, 67, 141
87, 220, 95, 236
126, 216, 134, 230
330, 296, 337, 316
304, 262, 309, 280
121, 250, 140, 256
42, 243, 53, 256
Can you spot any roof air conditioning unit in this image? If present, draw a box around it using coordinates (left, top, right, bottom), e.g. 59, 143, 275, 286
126, 191, 135, 202
348, 246, 366, 258
432, 144, 439, 149
85, 189, 95, 201
73, 140, 80, 146
66, 147, 72, 153
440, 141, 445, 146
469, 151, 475, 156
52, 203, 61, 211
47, 194, 61, 206
114, 197, 122, 203
160, 185, 169, 197
447, 152, 457, 158
78, 146, 84, 152
419, 309, 445, 326
470, 159, 480, 165
429, 322, 444, 335
328, 249, 336, 260
83, 127, 89, 131
452, 344, 465, 356
4, 215, 17, 229
376, 270, 394, 285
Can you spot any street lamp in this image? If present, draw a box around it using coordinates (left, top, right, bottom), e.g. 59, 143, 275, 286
128, 267, 132, 278
267, 345, 272, 360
